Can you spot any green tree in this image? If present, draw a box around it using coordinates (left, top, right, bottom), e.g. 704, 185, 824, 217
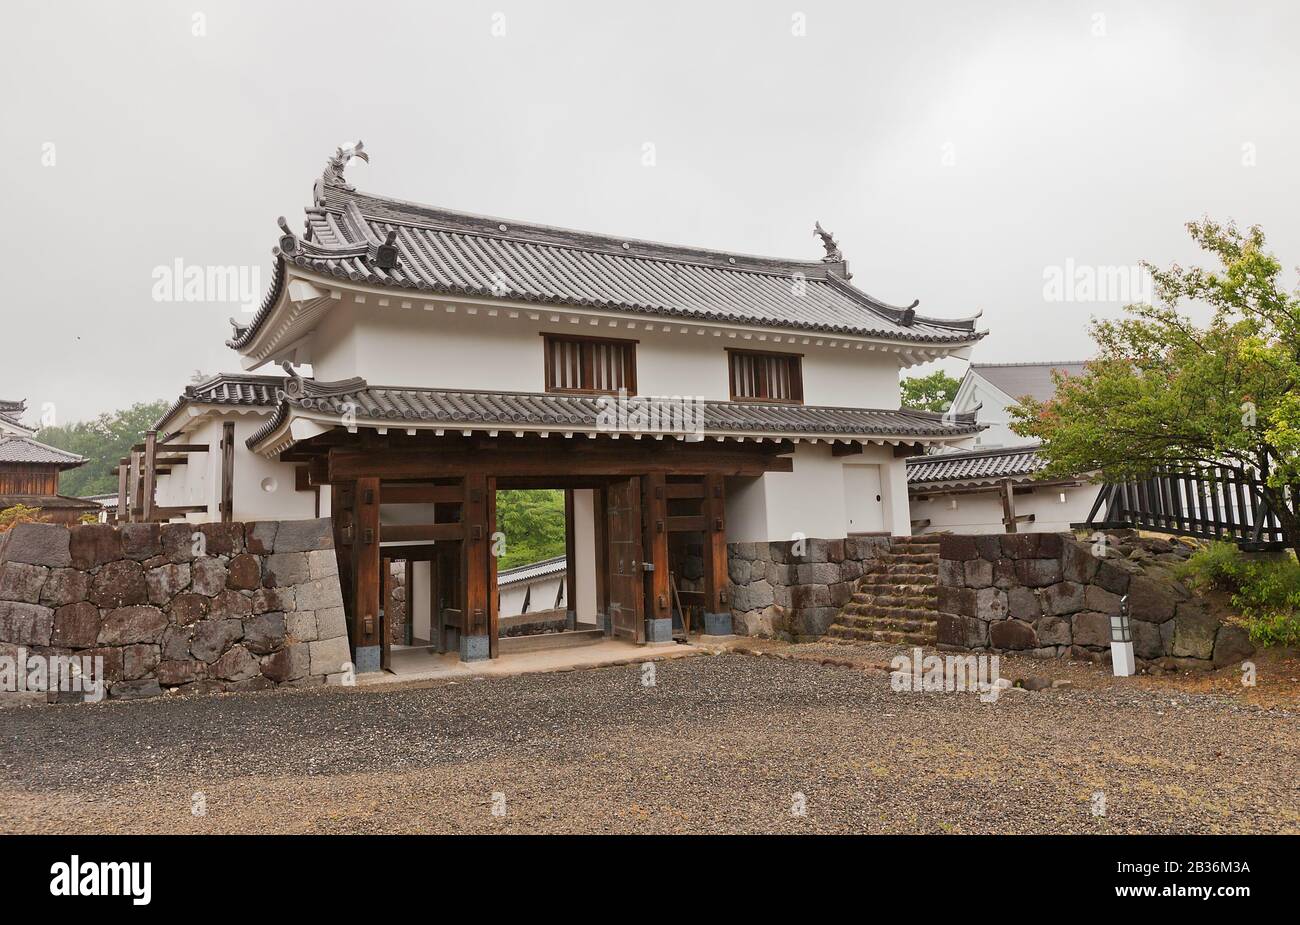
901, 369, 961, 413
495, 489, 567, 570
1009, 219, 1300, 557
37, 400, 170, 497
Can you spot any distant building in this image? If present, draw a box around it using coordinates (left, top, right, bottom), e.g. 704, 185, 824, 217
0, 399, 99, 525
908, 362, 1100, 534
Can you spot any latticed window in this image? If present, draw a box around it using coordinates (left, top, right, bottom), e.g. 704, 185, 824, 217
543, 335, 637, 394
727, 349, 803, 403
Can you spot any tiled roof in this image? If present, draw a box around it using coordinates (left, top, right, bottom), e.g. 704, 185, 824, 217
0, 399, 31, 434
0, 436, 86, 467
498, 555, 567, 587
155, 373, 285, 431
0, 493, 100, 511
249, 376, 981, 450
970, 362, 1088, 404
230, 184, 983, 350
907, 444, 1046, 488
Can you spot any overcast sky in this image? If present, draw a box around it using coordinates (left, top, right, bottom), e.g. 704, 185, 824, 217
3, 0, 1298, 424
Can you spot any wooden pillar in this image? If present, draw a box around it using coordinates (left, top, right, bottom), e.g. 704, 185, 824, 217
461, 473, 491, 659
141, 431, 158, 522
351, 477, 381, 668
220, 421, 235, 523
563, 488, 577, 622
127, 451, 141, 523
641, 472, 671, 639
1000, 478, 1017, 534
115, 463, 128, 524
702, 473, 729, 614
593, 486, 608, 629
487, 480, 499, 658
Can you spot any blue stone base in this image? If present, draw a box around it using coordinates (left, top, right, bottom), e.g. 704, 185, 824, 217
602, 611, 612, 635
703, 611, 734, 636
459, 634, 490, 662
565, 609, 577, 630
354, 645, 381, 674
646, 617, 673, 643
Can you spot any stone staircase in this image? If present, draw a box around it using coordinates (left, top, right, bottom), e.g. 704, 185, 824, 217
824, 536, 941, 646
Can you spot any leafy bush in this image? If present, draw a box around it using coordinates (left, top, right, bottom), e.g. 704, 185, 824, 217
0, 504, 46, 533
1179, 541, 1300, 646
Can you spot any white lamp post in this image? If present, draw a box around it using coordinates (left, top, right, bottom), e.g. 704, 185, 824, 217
1110, 595, 1135, 677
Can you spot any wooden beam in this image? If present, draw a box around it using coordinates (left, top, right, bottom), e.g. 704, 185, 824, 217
664, 482, 706, 499
220, 422, 234, 524
377, 483, 464, 504
462, 473, 490, 648
702, 472, 729, 615
115, 464, 128, 525
352, 477, 382, 653
666, 514, 708, 532
1000, 478, 1017, 534
141, 430, 158, 523
130, 443, 210, 454
564, 489, 577, 620
593, 486, 608, 625
379, 523, 465, 543
642, 472, 671, 626
327, 446, 792, 482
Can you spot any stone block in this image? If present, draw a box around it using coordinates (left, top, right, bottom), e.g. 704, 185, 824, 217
731, 580, 775, 612
243, 611, 286, 655
1014, 558, 1062, 588
252, 586, 295, 614
190, 618, 244, 662
110, 679, 162, 700
972, 587, 1008, 622
160, 523, 200, 562
89, 560, 148, 608
1083, 584, 1123, 614
260, 644, 310, 683
191, 558, 229, 596
310, 635, 352, 676
964, 558, 994, 589
936, 612, 987, 648
307, 549, 338, 580
990, 618, 1038, 650
198, 522, 245, 557
208, 589, 252, 619
227, 554, 261, 591
975, 535, 1001, 562
795, 562, 841, 585
1071, 611, 1112, 648
39, 568, 91, 607
98, 605, 168, 645
245, 521, 279, 555
936, 584, 975, 617
156, 659, 204, 686
1035, 615, 1072, 646
992, 558, 1016, 589
145, 563, 191, 605
3, 523, 71, 567
296, 578, 343, 611
1212, 623, 1255, 668
1061, 540, 1100, 583
68, 524, 122, 569
160, 624, 194, 661
263, 552, 309, 588
0, 600, 55, 646
169, 592, 209, 625
314, 606, 346, 640
727, 558, 751, 584
1127, 575, 1177, 623
120, 523, 161, 561
793, 607, 836, 637
1170, 601, 1218, 660
213, 643, 260, 681
51, 601, 100, 649
1006, 586, 1042, 621
121, 643, 161, 681
0, 562, 48, 603
272, 518, 333, 553
1041, 581, 1085, 616
1094, 558, 1133, 595
939, 534, 978, 561
1132, 618, 1164, 659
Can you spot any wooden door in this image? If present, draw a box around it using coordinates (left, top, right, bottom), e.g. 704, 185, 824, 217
606, 476, 644, 642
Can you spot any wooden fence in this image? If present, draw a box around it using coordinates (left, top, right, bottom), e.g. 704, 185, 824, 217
1081, 465, 1289, 550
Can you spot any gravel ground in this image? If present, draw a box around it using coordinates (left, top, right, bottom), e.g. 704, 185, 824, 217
1, 646, 1296, 834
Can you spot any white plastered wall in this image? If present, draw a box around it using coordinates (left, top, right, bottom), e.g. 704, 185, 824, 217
308, 304, 904, 409
152, 411, 318, 523
911, 482, 1101, 534
725, 442, 913, 543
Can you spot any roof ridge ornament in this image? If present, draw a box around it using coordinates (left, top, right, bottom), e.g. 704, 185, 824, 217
313, 140, 369, 206
813, 221, 843, 262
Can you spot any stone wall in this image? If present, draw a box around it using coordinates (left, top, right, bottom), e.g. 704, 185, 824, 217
0, 518, 352, 701
934, 530, 1255, 672
726, 537, 889, 640
386, 561, 407, 644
